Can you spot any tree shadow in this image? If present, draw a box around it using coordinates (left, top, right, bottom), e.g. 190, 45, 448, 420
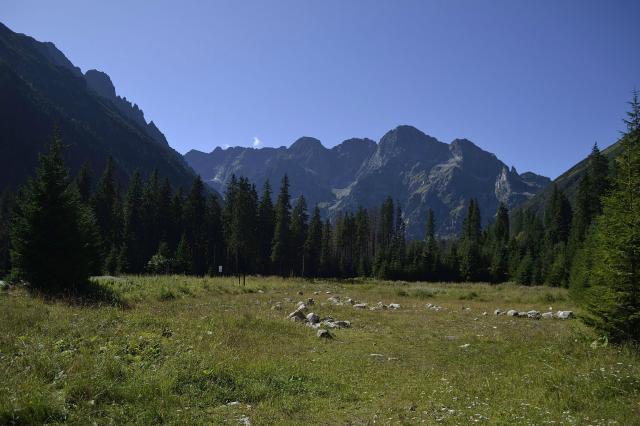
27, 279, 130, 309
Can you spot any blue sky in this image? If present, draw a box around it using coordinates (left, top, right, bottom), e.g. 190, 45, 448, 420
2, 0, 639, 178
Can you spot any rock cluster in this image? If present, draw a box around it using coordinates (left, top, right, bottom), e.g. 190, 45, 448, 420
284, 297, 351, 339
495, 309, 574, 320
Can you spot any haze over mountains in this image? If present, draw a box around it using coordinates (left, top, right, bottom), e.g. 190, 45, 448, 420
185, 126, 551, 237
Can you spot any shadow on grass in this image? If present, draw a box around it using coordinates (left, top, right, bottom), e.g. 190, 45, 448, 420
26, 279, 130, 309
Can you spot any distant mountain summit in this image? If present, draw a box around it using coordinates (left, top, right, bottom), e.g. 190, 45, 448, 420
185, 125, 550, 237
0, 22, 195, 190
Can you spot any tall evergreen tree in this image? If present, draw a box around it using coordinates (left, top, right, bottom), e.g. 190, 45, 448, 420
459, 199, 482, 281
489, 203, 510, 282
304, 206, 323, 277
0, 188, 15, 278
581, 90, 640, 341
93, 157, 120, 263
120, 171, 145, 273
224, 177, 258, 284
74, 161, 93, 205
256, 180, 275, 274
10, 132, 100, 292
290, 195, 309, 276
271, 175, 292, 276
422, 208, 438, 279
184, 176, 208, 275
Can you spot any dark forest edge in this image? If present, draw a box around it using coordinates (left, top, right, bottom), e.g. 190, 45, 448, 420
0, 92, 638, 343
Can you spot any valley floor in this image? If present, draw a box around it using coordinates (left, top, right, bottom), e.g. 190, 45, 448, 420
1, 277, 639, 425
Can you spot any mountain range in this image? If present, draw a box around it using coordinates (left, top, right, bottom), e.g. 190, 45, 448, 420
0, 22, 196, 191
185, 126, 551, 237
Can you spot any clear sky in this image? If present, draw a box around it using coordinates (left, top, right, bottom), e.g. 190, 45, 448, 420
2, 1, 639, 178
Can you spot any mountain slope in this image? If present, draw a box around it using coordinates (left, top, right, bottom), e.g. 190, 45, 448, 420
0, 22, 196, 190
519, 141, 622, 216
185, 125, 550, 237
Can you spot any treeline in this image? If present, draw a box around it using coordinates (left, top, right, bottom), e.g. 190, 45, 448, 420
1, 93, 638, 341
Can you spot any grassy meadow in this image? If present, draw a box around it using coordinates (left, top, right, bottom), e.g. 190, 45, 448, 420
1, 276, 639, 425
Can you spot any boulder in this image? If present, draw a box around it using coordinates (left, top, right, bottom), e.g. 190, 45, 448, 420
306, 312, 320, 324
327, 296, 341, 305
388, 303, 401, 310
288, 307, 307, 322
518, 311, 528, 317
334, 320, 351, 328
370, 302, 387, 311
506, 310, 519, 317
541, 312, 554, 319
296, 301, 306, 310
527, 310, 542, 320
353, 303, 368, 309
317, 329, 333, 339
556, 310, 574, 319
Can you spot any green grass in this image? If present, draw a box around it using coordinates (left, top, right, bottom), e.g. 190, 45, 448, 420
1, 276, 639, 425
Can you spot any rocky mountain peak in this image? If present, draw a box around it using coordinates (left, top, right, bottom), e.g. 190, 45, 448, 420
85, 69, 116, 99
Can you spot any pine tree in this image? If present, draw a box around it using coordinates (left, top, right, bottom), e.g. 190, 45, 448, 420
74, 161, 93, 205
256, 180, 275, 274
319, 219, 334, 277
488, 203, 510, 282
422, 208, 438, 279
184, 176, 208, 275
225, 177, 258, 284
581, 90, 640, 341
459, 199, 482, 281
10, 132, 100, 292
0, 188, 15, 278
120, 171, 145, 273
175, 233, 193, 274
271, 175, 292, 276
205, 194, 224, 275
290, 195, 309, 276
304, 206, 322, 277
93, 157, 120, 261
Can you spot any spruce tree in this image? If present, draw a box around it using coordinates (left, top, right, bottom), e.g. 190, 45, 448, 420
304, 206, 323, 277
10, 132, 100, 292
257, 180, 275, 274
271, 175, 292, 276
581, 91, 640, 341
74, 162, 93, 205
422, 208, 438, 279
0, 188, 15, 278
184, 176, 208, 275
93, 157, 120, 260
459, 199, 482, 281
290, 195, 309, 276
120, 171, 145, 273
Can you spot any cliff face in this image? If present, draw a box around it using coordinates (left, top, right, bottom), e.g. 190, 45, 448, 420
0, 22, 197, 191
185, 125, 550, 237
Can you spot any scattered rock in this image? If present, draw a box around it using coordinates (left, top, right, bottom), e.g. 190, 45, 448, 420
306, 312, 320, 324
288, 309, 306, 322
0, 281, 8, 291
353, 303, 368, 309
334, 320, 351, 328
370, 301, 387, 311
482, 311, 487, 316
459, 343, 470, 348
297, 291, 304, 296
271, 303, 283, 311
238, 415, 251, 425
327, 296, 341, 305
494, 308, 504, 316
296, 301, 306, 310
369, 353, 384, 358
506, 309, 519, 317
317, 329, 333, 339
556, 310, 574, 319
518, 311, 528, 317
306, 298, 315, 306
325, 291, 331, 294
541, 312, 554, 319
257, 289, 264, 294
388, 303, 401, 310
313, 291, 319, 295
527, 310, 542, 320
